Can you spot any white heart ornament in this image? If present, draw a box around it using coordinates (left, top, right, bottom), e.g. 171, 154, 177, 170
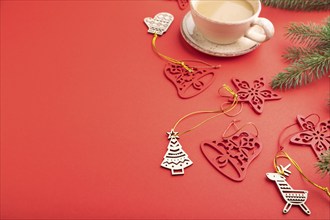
144, 12, 174, 35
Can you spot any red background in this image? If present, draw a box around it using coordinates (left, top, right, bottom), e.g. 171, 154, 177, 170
1, 0, 329, 219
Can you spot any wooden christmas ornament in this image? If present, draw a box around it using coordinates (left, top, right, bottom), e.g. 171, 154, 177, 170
161, 85, 239, 176
290, 115, 330, 158
177, 0, 189, 10
144, 12, 174, 36
201, 122, 262, 181
161, 130, 193, 175
231, 77, 281, 114
164, 62, 216, 98
144, 12, 220, 99
266, 164, 311, 215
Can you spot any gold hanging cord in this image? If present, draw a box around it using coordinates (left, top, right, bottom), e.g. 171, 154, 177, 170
173, 84, 239, 136
152, 33, 220, 72
273, 114, 329, 197
222, 120, 259, 139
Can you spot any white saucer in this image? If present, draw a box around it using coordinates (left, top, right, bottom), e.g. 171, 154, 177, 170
181, 12, 261, 57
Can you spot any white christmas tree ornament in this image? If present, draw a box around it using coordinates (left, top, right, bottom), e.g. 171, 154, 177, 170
161, 130, 193, 175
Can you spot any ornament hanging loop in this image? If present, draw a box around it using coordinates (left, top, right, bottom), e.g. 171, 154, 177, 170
173, 84, 239, 136
222, 120, 259, 139
219, 84, 238, 99
274, 151, 330, 197
152, 33, 221, 73
152, 33, 193, 72
277, 113, 322, 151
220, 102, 243, 117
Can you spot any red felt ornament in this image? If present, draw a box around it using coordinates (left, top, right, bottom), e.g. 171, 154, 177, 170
201, 121, 262, 181
177, 0, 189, 10
164, 61, 216, 98
231, 77, 281, 114
290, 115, 330, 158
145, 12, 220, 99
161, 85, 239, 175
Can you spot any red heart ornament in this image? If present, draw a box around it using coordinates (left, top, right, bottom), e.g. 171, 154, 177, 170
177, 0, 189, 10
164, 62, 216, 99
201, 131, 262, 181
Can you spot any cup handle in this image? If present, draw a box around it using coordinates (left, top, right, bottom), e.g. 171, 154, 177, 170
245, 17, 275, 43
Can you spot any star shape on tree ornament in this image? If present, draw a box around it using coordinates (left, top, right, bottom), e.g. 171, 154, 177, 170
290, 115, 330, 158
231, 77, 281, 114
167, 129, 179, 140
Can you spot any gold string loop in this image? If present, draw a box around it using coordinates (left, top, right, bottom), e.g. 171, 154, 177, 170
152, 33, 220, 72
220, 102, 243, 117
178, 61, 191, 72
218, 84, 238, 98
274, 151, 330, 197
152, 33, 193, 72
222, 121, 259, 139
223, 84, 237, 98
173, 84, 239, 136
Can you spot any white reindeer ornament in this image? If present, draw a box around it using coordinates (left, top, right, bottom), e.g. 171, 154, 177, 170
266, 164, 311, 215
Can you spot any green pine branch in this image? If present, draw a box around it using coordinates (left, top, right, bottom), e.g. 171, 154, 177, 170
316, 150, 330, 175
282, 47, 318, 62
261, 0, 330, 11
286, 22, 325, 47
271, 17, 330, 90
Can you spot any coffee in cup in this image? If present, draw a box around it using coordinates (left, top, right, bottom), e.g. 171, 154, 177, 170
190, 0, 274, 45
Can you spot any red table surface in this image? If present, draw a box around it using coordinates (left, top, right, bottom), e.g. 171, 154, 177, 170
1, 1, 329, 219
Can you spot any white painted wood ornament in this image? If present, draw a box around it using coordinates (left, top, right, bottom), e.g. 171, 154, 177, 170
144, 12, 219, 99
161, 130, 193, 175
144, 12, 174, 36
266, 164, 311, 215
160, 85, 239, 175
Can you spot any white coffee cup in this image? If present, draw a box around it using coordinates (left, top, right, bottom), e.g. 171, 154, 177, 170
190, 0, 275, 45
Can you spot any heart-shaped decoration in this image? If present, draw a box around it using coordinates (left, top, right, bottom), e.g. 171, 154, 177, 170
144, 12, 174, 35
201, 131, 262, 181
177, 0, 189, 10
164, 62, 216, 99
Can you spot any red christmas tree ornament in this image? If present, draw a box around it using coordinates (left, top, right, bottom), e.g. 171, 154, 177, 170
177, 0, 189, 10
290, 115, 330, 158
164, 62, 216, 99
201, 131, 262, 181
231, 77, 281, 114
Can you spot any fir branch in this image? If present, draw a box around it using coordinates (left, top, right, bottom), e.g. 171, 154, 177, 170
283, 47, 317, 62
286, 18, 330, 48
316, 150, 330, 175
272, 18, 330, 90
271, 50, 330, 89
286, 22, 323, 47
261, 0, 330, 11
